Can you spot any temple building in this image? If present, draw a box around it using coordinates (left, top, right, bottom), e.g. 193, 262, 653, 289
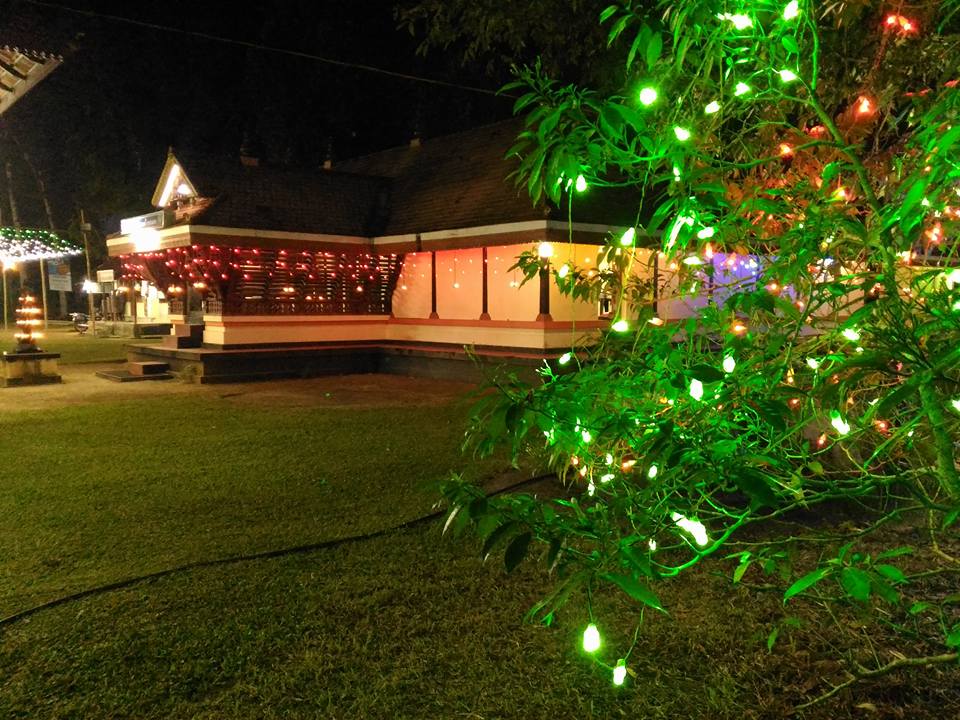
107, 120, 669, 381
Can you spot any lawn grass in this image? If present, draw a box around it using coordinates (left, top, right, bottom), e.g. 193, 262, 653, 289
0, 392, 501, 616
0, 380, 956, 718
0, 324, 159, 364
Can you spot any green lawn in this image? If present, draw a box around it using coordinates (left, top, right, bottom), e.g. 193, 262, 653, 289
0, 324, 159, 364
0, 379, 955, 718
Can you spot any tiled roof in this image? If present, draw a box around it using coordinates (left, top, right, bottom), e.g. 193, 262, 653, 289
339, 119, 637, 234
168, 153, 391, 236
164, 119, 637, 238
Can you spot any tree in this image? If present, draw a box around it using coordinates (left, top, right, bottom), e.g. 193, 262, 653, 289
442, 0, 960, 708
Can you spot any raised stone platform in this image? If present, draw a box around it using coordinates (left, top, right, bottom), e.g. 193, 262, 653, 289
125, 341, 551, 384
2, 351, 62, 387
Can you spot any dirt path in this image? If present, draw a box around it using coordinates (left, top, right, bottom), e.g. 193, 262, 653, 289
0, 363, 477, 413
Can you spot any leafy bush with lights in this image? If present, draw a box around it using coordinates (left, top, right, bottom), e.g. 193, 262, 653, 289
442, 0, 960, 704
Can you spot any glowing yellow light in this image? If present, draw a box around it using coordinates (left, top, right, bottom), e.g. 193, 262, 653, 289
538, 242, 554, 259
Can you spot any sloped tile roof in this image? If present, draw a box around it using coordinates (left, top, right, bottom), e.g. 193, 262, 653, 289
339, 118, 637, 234
162, 119, 637, 238
168, 153, 391, 236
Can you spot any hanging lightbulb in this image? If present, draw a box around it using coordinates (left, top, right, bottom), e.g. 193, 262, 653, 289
704, 100, 721, 114
830, 410, 851, 436
697, 226, 715, 240
689, 378, 704, 401
559, 352, 572, 365
638, 87, 658, 106
734, 81, 752, 96
611, 319, 629, 332
538, 242, 554, 259
783, 1, 800, 20
613, 659, 628, 686
575, 174, 588, 192
671, 512, 709, 546
558, 264, 570, 279
673, 126, 692, 142
723, 355, 736, 373
620, 227, 636, 246
778, 69, 799, 83
582, 624, 601, 653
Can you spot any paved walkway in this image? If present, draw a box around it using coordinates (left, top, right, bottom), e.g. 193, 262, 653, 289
0, 363, 476, 414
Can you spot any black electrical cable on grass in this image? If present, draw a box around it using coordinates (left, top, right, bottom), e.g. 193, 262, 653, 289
0, 473, 555, 629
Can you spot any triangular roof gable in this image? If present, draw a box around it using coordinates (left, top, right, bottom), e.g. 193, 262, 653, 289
150, 150, 199, 208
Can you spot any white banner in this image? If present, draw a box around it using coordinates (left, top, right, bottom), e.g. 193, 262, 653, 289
48, 261, 72, 292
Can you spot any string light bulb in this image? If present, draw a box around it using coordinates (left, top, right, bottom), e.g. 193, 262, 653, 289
613, 660, 627, 686
620, 227, 636, 246
673, 126, 692, 142
575, 174, 588, 192
704, 100, 721, 114
638, 87, 658, 106
582, 624, 601, 653
783, 1, 799, 20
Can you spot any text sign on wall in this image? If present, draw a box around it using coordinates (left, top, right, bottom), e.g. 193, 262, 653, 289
48, 261, 72, 292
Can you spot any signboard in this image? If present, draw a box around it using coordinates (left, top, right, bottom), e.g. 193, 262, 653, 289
48, 261, 72, 292
96, 269, 115, 283
120, 209, 172, 235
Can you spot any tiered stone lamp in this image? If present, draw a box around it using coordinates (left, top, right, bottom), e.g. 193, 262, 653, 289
2, 290, 61, 387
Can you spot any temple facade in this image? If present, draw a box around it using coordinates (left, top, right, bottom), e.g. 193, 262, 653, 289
106, 121, 674, 379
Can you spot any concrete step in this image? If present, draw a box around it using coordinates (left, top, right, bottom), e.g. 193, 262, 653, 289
96, 369, 174, 383
128, 361, 169, 376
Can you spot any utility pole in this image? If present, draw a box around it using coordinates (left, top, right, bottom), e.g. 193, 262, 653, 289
80, 208, 96, 336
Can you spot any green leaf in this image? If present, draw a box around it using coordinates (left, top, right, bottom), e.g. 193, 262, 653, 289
482, 521, 517, 560
840, 567, 872, 602
946, 624, 960, 649
733, 556, 752, 584
504, 532, 532, 573
909, 602, 933, 615
784, 568, 829, 602
874, 564, 907, 584
767, 626, 780, 652
602, 572, 665, 611
781, 35, 799, 55
645, 32, 663, 71
875, 546, 914, 560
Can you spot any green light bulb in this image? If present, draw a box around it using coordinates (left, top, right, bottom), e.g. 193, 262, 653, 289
620, 227, 636, 246
723, 355, 736, 373
778, 69, 798, 83
784, 1, 799, 20
696, 226, 715, 239
841, 327, 861, 342
613, 659, 627, 686
648, 464, 658, 479
612, 319, 629, 333
806, 358, 820, 370
558, 352, 572, 365
575, 174, 588, 192
671, 512, 710, 546
704, 100, 721, 114
830, 410, 851, 436
583, 623, 601, 653
558, 263, 570, 278
734, 82, 751, 97
581, 429, 593, 443
951, 398, 960, 412
673, 126, 691, 142
638, 87, 658, 106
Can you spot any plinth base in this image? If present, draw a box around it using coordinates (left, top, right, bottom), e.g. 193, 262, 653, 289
2, 351, 62, 387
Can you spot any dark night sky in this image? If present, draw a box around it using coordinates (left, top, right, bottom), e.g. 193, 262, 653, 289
2, 0, 512, 233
